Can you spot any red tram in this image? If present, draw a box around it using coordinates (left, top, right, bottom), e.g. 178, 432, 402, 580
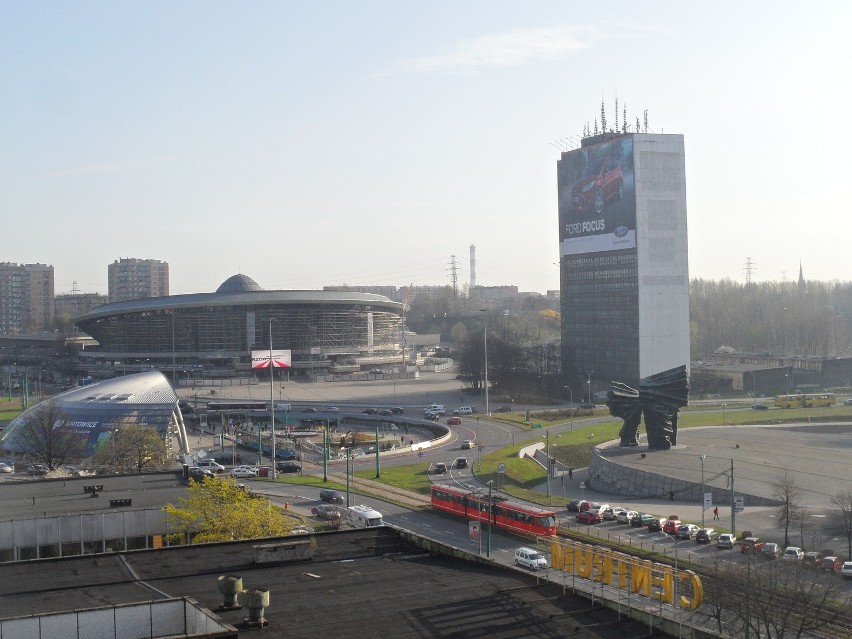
430, 484, 558, 537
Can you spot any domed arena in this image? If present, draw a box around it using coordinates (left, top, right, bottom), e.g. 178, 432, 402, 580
73, 275, 405, 380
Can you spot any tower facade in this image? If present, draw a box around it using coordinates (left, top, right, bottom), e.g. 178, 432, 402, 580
108, 258, 169, 303
0, 262, 55, 334
557, 133, 689, 394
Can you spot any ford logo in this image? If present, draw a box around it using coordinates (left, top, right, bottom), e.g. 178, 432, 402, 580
615, 226, 628, 237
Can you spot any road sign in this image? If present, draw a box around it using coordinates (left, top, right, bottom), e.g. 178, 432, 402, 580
469, 521, 480, 539
734, 496, 745, 512
497, 463, 506, 474
703, 493, 713, 509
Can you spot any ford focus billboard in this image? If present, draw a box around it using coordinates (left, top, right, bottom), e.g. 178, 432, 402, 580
558, 135, 636, 255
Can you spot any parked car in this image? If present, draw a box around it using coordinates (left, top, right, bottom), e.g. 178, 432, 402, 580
751, 403, 769, 410
741, 537, 765, 554
602, 507, 626, 521
580, 501, 602, 512
675, 524, 700, 540
662, 519, 682, 535
840, 561, 852, 578
567, 500, 584, 513
579, 402, 596, 410
617, 510, 638, 524
514, 547, 548, 570
695, 528, 718, 544
314, 504, 341, 521
570, 156, 624, 214
319, 489, 344, 504
821, 556, 842, 572
762, 542, 781, 559
433, 463, 448, 474
276, 461, 301, 473
28, 464, 49, 476
843, 398, 852, 406
783, 546, 804, 561
647, 517, 667, 532
195, 459, 225, 473
576, 511, 603, 524
717, 533, 736, 549
455, 457, 468, 469
802, 551, 822, 567
0, 462, 13, 473
229, 465, 259, 478
446, 416, 462, 425
631, 513, 656, 528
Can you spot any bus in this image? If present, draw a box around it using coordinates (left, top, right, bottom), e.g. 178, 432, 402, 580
431, 484, 558, 537
773, 393, 836, 408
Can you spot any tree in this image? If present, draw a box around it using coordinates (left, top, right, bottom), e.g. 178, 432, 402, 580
89, 424, 171, 474
772, 469, 802, 547
14, 399, 85, 469
164, 475, 295, 544
830, 489, 852, 558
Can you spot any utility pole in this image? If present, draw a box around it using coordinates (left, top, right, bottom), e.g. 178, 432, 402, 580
730, 458, 736, 538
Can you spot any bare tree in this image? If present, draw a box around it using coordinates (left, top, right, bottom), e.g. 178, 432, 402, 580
772, 469, 803, 547
89, 423, 170, 474
14, 400, 85, 469
830, 489, 852, 558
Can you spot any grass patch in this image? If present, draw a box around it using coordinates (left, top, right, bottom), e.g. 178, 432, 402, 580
354, 463, 432, 495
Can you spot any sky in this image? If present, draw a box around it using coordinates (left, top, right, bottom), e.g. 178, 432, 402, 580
2, 2, 850, 296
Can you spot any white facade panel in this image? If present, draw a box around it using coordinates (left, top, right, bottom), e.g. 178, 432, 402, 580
634, 134, 690, 379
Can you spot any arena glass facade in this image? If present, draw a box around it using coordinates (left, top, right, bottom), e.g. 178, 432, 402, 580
73, 275, 405, 379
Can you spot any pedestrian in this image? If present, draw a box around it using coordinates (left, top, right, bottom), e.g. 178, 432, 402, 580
713, 506, 719, 520
568, 467, 573, 480
669, 490, 674, 501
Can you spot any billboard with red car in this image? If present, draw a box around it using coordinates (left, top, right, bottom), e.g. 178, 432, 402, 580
557, 135, 636, 255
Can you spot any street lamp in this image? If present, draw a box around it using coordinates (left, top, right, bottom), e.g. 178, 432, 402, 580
480, 310, 490, 416
543, 431, 552, 506
700, 454, 706, 528
564, 386, 574, 432
486, 480, 494, 558
721, 403, 726, 426
268, 318, 276, 480
587, 371, 593, 403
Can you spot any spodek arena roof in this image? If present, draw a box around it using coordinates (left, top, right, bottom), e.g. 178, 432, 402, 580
0, 371, 189, 458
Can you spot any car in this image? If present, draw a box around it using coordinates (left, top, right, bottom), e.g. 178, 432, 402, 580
453, 406, 474, 415
446, 416, 462, 425
314, 504, 341, 521
195, 459, 225, 473
321, 406, 340, 413
424, 413, 440, 422
570, 156, 624, 214
802, 551, 822, 568
319, 489, 344, 504
362, 408, 379, 415
0, 462, 13, 473
515, 547, 548, 570
840, 561, 852, 578
675, 524, 699, 540
433, 463, 448, 474
617, 510, 638, 524
276, 461, 301, 473
455, 457, 468, 469
494, 405, 512, 413
390, 407, 405, 414
741, 537, 765, 554
302, 407, 317, 413
188, 467, 215, 482
579, 402, 596, 410
229, 465, 259, 478
821, 556, 842, 572
378, 409, 393, 416
717, 533, 736, 549
576, 511, 603, 524
580, 501, 602, 512
783, 546, 804, 560
662, 519, 682, 535
368, 369, 383, 375
762, 542, 781, 559
751, 403, 769, 410
631, 513, 656, 528
567, 500, 584, 513
602, 507, 626, 521
647, 517, 666, 533
843, 398, 852, 406
460, 440, 474, 450
28, 464, 49, 476
695, 528, 718, 544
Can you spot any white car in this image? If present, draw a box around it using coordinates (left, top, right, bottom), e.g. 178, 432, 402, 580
675, 524, 700, 540
603, 507, 626, 521
617, 510, 637, 524
195, 459, 225, 473
783, 546, 804, 560
230, 465, 259, 478
840, 561, 852, 578
717, 533, 736, 549
515, 547, 548, 570
0, 463, 13, 473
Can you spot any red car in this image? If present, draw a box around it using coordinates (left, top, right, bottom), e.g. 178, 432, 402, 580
446, 416, 462, 425
570, 157, 624, 214
662, 519, 681, 535
576, 511, 603, 525
580, 501, 602, 512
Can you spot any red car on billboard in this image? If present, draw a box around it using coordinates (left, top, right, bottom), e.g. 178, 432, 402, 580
571, 156, 624, 214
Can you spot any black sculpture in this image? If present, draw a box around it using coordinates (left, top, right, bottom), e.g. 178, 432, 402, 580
605, 365, 689, 450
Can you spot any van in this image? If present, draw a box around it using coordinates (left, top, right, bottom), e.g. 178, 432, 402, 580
423, 404, 445, 416
514, 547, 548, 570
347, 504, 383, 528
453, 406, 474, 415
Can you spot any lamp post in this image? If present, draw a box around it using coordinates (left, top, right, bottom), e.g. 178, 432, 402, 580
564, 386, 574, 432
700, 454, 706, 528
486, 480, 494, 558
721, 403, 726, 426
544, 430, 551, 506
587, 432, 594, 454
268, 318, 276, 480
480, 309, 489, 416
587, 371, 593, 403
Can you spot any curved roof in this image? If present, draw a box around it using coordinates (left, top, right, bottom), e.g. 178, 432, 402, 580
0, 371, 183, 458
76, 289, 402, 322
216, 274, 263, 293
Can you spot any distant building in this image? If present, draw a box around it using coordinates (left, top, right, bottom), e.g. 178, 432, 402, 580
107, 258, 169, 303
557, 132, 689, 391
54, 292, 107, 332
0, 262, 55, 334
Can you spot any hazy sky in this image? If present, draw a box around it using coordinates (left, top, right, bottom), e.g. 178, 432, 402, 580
2, 2, 849, 296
